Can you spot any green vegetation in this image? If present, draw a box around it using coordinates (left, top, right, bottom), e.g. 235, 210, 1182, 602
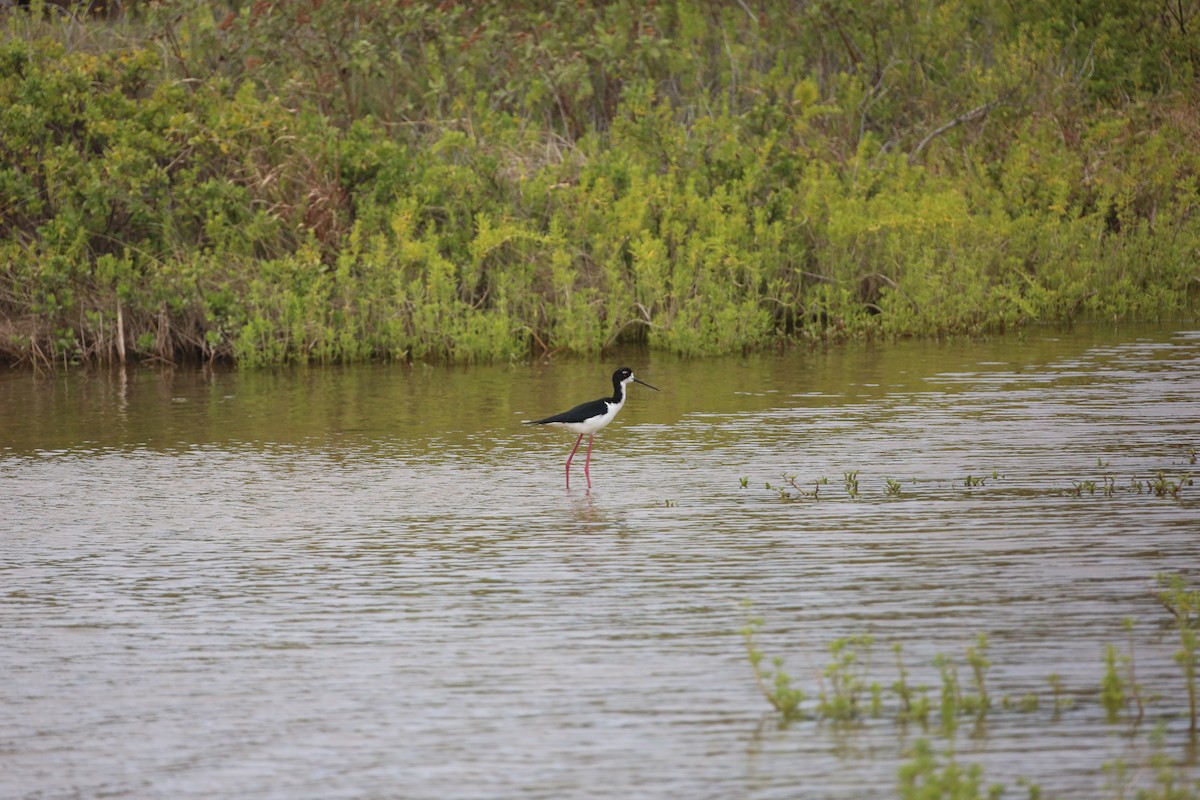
1102, 642, 1127, 722
818, 633, 874, 719
755, 465, 1193, 503
1100, 619, 1149, 725
1144, 473, 1195, 499
1, 0, 1198, 367
1105, 724, 1200, 800
898, 738, 1003, 800
892, 643, 932, 724
744, 577, 1200, 798
1156, 573, 1199, 733
741, 601, 806, 720
1047, 672, 1074, 715
964, 633, 991, 717
765, 473, 815, 500
743, 611, 1014, 730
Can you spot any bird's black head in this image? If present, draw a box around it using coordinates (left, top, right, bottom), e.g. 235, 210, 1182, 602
613, 367, 658, 392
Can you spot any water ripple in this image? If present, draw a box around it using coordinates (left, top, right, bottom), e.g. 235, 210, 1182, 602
2, 327, 1198, 799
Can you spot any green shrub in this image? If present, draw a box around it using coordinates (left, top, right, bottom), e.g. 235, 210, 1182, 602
1, 0, 1196, 367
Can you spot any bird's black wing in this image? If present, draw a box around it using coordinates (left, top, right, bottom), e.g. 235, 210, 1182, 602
527, 398, 607, 425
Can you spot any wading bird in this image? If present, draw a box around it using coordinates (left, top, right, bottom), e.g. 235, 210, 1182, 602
527, 367, 658, 489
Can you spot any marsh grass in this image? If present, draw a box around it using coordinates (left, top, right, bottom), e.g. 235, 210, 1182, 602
744, 576, 1200, 797
1071, 479, 1098, 497
1145, 473, 1194, 499
843, 471, 861, 500
742, 612, 1012, 732
818, 635, 874, 720
964, 634, 991, 718
898, 738, 1004, 800
1047, 673, 1074, 715
756, 469, 1192, 504
2, 1, 1199, 368
892, 644, 932, 725
1101, 619, 1150, 727
764, 474, 827, 501
1104, 724, 1200, 800
1103, 643, 1128, 723
1156, 574, 1200, 733
741, 603, 806, 722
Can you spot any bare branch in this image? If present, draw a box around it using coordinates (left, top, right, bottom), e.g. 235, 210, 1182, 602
908, 99, 1003, 165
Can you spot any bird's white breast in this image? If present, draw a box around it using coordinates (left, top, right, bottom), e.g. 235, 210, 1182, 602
556, 398, 623, 435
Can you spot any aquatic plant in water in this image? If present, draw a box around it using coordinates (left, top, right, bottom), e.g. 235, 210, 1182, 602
1105, 724, 1200, 800
754, 467, 1190, 504
1156, 573, 1199, 733
1101, 619, 1147, 726
763, 474, 827, 502
744, 577, 1200, 796
818, 635, 874, 720
1102, 643, 1127, 723
1047, 673, 1074, 715
893, 644, 932, 725
898, 738, 1003, 800
964, 634, 991, 718
741, 602, 805, 722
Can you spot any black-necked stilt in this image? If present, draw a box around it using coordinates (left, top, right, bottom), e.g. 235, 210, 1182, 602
527, 367, 658, 489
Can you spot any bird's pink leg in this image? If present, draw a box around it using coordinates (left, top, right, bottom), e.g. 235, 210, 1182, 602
583, 434, 594, 489
564, 433, 584, 489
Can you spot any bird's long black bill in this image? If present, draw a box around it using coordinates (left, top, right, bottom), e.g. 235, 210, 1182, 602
634, 378, 659, 391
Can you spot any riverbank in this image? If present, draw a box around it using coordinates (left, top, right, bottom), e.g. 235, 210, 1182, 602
2, 1, 1197, 367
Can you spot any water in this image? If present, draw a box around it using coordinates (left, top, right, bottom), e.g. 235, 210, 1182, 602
2, 325, 1198, 799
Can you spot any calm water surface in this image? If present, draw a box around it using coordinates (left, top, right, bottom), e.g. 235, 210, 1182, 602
2, 325, 1199, 799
